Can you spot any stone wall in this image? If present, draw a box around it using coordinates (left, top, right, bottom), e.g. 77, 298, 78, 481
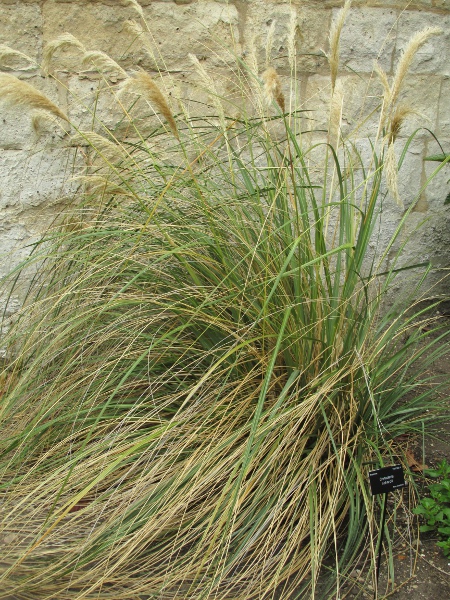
1, 0, 449, 328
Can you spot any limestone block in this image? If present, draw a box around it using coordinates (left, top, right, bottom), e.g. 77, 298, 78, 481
338, 8, 398, 74
395, 12, 450, 76
0, 148, 78, 213
423, 141, 450, 210
243, 0, 330, 74
0, 2, 42, 60
140, 1, 239, 71
437, 77, 450, 137
43, 0, 238, 74
395, 75, 441, 137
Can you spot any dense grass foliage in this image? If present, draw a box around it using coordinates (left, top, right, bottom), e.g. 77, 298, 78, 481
0, 7, 448, 599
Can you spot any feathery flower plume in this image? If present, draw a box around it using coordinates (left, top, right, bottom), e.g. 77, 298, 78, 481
122, 0, 145, 20
125, 20, 158, 68
0, 73, 68, 121
329, 82, 344, 149
287, 8, 299, 72
374, 61, 390, 104
73, 174, 133, 196
262, 67, 285, 112
31, 109, 70, 138
389, 27, 441, 110
328, 0, 351, 91
388, 104, 417, 144
82, 51, 127, 78
189, 53, 226, 128
71, 132, 128, 162
42, 33, 86, 74
121, 71, 178, 138
385, 141, 403, 209
0, 45, 34, 69
265, 20, 276, 69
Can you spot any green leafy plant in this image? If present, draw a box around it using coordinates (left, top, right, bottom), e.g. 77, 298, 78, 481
414, 460, 450, 556
0, 5, 448, 600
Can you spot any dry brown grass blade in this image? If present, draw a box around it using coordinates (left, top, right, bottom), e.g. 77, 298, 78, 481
0, 73, 68, 122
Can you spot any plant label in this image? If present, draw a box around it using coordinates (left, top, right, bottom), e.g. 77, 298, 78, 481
369, 464, 406, 496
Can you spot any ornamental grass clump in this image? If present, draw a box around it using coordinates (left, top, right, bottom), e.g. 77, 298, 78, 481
0, 3, 448, 599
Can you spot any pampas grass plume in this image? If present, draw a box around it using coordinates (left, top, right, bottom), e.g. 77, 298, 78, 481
0, 73, 68, 122
388, 104, 417, 143
262, 67, 285, 112
0, 45, 34, 69
287, 8, 299, 71
122, 0, 145, 20
390, 27, 441, 109
71, 132, 128, 162
82, 51, 127, 78
328, 0, 351, 91
385, 141, 403, 209
265, 20, 276, 69
121, 71, 179, 138
42, 33, 86, 74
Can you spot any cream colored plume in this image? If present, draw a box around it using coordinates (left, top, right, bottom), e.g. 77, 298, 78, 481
126, 20, 152, 53
31, 110, 70, 138
328, 0, 351, 91
121, 71, 178, 138
0, 45, 34, 69
390, 27, 441, 110
265, 20, 276, 68
42, 33, 86, 74
82, 51, 127, 78
0, 73, 68, 121
71, 132, 128, 162
385, 142, 403, 209
287, 8, 299, 71
388, 104, 418, 144
262, 67, 285, 112
189, 53, 226, 127
122, 0, 145, 20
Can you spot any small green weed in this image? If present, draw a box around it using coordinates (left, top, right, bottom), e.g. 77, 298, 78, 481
414, 460, 450, 556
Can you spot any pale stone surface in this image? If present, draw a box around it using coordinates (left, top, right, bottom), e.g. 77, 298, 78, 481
437, 77, 450, 137
394, 75, 442, 137
0, 148, 77, 213
0, 2, 42, 59
338, 8, 398, 74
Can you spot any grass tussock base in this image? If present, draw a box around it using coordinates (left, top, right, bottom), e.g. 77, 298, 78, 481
0, 4, 449, 599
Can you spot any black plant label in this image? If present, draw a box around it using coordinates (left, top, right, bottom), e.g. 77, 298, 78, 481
369, 464, 407, 495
